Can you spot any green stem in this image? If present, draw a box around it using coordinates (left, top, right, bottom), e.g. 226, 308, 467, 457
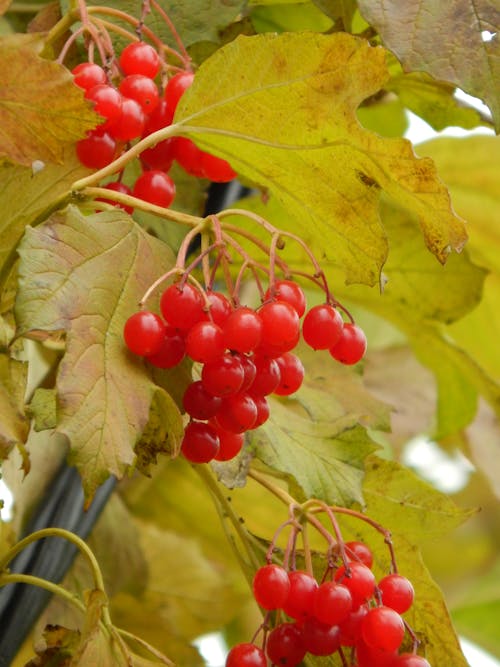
117, 627, 175, 665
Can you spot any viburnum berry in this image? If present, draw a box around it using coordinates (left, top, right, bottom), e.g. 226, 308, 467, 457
237, 354, 257, 391
165, 70, 194, 114
282, 570, 318, 621
119, 41, 160, 78
313, 581, 353, 626
215, 393, 257, 433
377, 574, 414, 614
356, 638, 397, 667
258, 300, 300, 354
252, 564, 290, 610
160, 283, 205, 330
123, 311, 165, 356
274, 353, 304, 396
301, 616, 341, 656
212, 424, 245, 461
133, 170, 175, 208
110, 97, 146, 141
223, 307, 263, 353
72, 62, 107, 90
143, 98, 174, 133
76, 129, 116, 169
201, 152, 237, 182
265, 280, 306, 317
201, 353, 245, 397
119, 74, 159, 114
329, 322, 367, 365
266, 623, 306, 667
248, 355, 281, 396
251, 394, 270, 428
140, 137, 176, 171
302, 304, 343, 350
146, 326, 185, 368
225, 643, 266, 667
181, 421, 219, 463
85, 84, 122, 128
182, 381, 222, 420
345, 541, 374, 569
392, 654, 431, 667
338, 604, 369, 646
361, 606, 405, 652
185, 320, 225, 363
334, 562, 376, 609
96, 181, 134, 214
172, 137, 207, 177
205, 290, 233, 325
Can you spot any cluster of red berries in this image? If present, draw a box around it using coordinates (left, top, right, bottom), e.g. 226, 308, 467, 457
72, 41, 236, 211
227, 540, 429, 667
123, 278, 367, 464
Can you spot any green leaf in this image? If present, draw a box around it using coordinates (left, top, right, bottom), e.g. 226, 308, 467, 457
250, 2, 334, 33
0, 34, 99, 165
357, 0, 500, 130
176, 32, 467, 285
27, 387, 57, 431
15, 206, 181, 501
0, 352, 29, 457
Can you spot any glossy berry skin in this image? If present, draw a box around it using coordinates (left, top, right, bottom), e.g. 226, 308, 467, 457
251, 394, 270, 428
356, 638, 397, 667
72, 62, 107, 90
185, 320, 225, 363
378, 574, 414, 614
313, 581, 353, 626
96, 181, 133, 214
258, 301, 300, 353
301, 616, 341, 656
183, 381, 222, 420
265, 280, 306, 318
160, 283, 204, 330
146, 326, 185, 368
334, 562, 376, 609
133, 170, 175, 208
237, 354, 257, 391
165, 71, 194, 113
302, 304, 343, 350
274, 353, 304, 396
225, 643, 266, 667
283, 570, 318, 621
85, 84, 122, 128
345, 541, 373, 569
143, 98, 174, 133
212, 424, 244, 461
172, 137, 206, 177
181, 421, 219, 463
201, 152, 236, 182
329, 323, 367, 365
119, 75, 159, 114
266, 623, 306, 667
76, 130, 116, 169
223, 307, 263, 353
215, 393, 257, 433
248, 356, 281, 396
140, 138, 176, 171
392, 654, 431, 667
205, 291, 232, 325
338, 603, 368, 646
119, 42, 160, 78
252, 564, 290, 610
361, 606, 405, 652
123, 311, 165, 356
110, 97, 146, 141
201, 353, 245, 397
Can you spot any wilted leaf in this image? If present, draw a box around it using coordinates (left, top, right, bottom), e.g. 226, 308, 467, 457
175, 32, 467, 285
357, 0, 500, 130
0, 353, 29, 457
15, 207, 181, 500
28, 388, 57, 431
0, 35, 99, 165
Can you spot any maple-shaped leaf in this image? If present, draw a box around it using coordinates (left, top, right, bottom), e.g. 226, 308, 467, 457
173, 32, 467, 286
358, 0, 500, 130
15, 206, 183, 501
0, 34, 99, 166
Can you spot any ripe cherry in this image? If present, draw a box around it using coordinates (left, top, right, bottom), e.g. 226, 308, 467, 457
119, 42, 160, 78
133, 170, 175, 208
329, 322, 367, 365
181, 421, 219, 463
252, 564, 290, 610
123, 311, 165, 356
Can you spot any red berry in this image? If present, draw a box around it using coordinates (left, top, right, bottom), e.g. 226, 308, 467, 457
266, 623, 306, 667
283, 570, 318, 621
172, 137, 206, 177
123, 311, 165, 356
202, 353, 245, 397
205, 291, 232, 325
392, 654, 431, 667
313, 581, 352, 626
253, 564, 290, 610
185, 320, 225, 363
140, 138, 176, 171
96, 181, 134, 214
160, 283, 204, 330
72, 62, 106, 90
301, 616, 341, 656
258, 301, 300, 354
110, 97, 145, 141
119, 42, 160, 78
237, 354, 257, 391
85, 84, 122, 128
212, 424, 244, 461
251, 394, 270, 428
146, 326, 185, 368
361, 606, 405, 652
356, 638, 397, 667
302, 304, 343, 350
225, 643, 266, 667
165, 71, 194, 114
378, 574, 414, 614
143, 99, 174, 133
201, 152, 236, 182
223, 307, 263, 353
183, 381, 222, 420
334, 562, 376, 610
119, 74, 159, 114
345, 541, 373, 569
215, 393, 257, 433
274, 353, 304, 396
338, 604, 369, 646
133, 170, 175, 208
248, 355, 281, 396
329, 323, 367, 365
265, 280, 306, 317
181, 421, 219, 463
76, 129, 116, 169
